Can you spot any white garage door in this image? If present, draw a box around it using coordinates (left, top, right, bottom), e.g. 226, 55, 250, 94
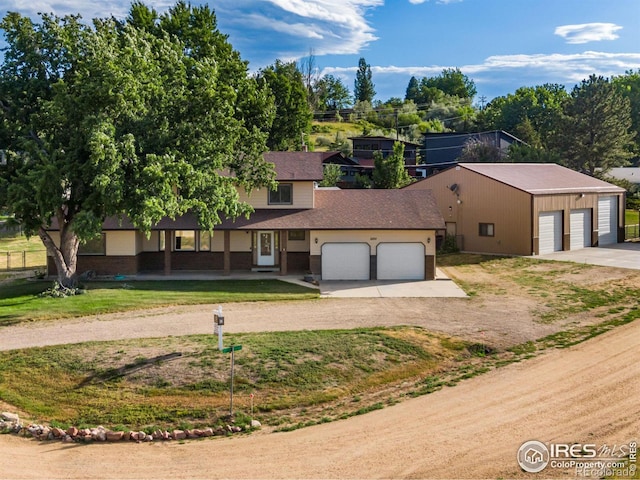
570, 209, 591, 250
321, 243, 370, 280
598, 196, 618, 246
377, 243, 425, 280
539, 211, 562, 254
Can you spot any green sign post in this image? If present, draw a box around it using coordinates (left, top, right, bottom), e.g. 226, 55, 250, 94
222, 345, 242, 416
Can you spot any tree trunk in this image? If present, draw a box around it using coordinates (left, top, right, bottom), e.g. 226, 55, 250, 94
38, 224, 80, 288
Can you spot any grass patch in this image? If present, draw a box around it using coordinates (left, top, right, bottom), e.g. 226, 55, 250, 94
0, 279, 318, 326
0, 327, 478, 431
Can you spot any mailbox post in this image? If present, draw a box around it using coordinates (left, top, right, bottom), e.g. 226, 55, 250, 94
214, 306, 224, 351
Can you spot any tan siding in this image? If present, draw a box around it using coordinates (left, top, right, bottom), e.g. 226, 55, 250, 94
106, 231, 137, 256
230, 230, 251, 252
286, 230, 311, 253
141, 231, 160, 252
420, 167, 532, 255
309, 230, 435, 256
237, 181, 315, 209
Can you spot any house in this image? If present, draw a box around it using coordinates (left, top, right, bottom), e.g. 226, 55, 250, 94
404, 163, 625, 256
422, 130, 526, 167
319, 151, 370, 188
349, 136, 420, 167
607, 167, 640, 187
47, 152, 445, 280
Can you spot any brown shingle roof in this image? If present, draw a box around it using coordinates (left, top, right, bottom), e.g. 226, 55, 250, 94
73, 189, 443, 231
459, 163, 625, 194
264, 152, 325, 181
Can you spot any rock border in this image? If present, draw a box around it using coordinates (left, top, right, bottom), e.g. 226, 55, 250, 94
1, 412, 261, 443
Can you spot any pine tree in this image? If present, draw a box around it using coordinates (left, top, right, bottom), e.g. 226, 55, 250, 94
354, 57, 376, 104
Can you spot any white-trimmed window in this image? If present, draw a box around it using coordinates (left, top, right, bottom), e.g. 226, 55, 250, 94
174, 230, 196, 250
269, 184, 293, 205
79, 234, 105, 255
479, 223, 495, 237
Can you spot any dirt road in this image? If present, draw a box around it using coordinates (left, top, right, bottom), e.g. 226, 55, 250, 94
1, 314, 638, 479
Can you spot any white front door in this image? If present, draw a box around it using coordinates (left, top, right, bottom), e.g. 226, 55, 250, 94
257, 231, 275, 266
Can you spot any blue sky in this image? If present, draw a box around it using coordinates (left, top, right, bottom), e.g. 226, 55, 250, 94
2, 0, 639, 104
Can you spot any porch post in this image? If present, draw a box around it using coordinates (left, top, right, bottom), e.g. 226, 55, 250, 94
163, 230, 172, 276
223, 230, 231, 275
280, 230, 288, 276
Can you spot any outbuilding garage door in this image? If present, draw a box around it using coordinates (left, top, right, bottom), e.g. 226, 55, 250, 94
377, 243, 425, 280
539, 211, 562, 254
598, 196, 618, 246
321, 243, 370, 280
570, 209, 591, 250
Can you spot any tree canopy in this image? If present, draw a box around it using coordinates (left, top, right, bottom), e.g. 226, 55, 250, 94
257, 59, 312, 151
0, 2, 276, 286
372, 142, 412, 189
354, 57, 375, 104
556, 75, 635, 176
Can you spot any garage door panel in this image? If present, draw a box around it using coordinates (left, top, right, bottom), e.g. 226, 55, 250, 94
570, 209, 591, 250
598, 196, 618, 246
322, 243, 370, 280
539, 211, 562, 254
377, 243, 425, 280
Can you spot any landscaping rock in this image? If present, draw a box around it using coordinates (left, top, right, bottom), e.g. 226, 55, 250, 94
172, 430, 186, 440
201, 428, 214, 437
1, 412, 19, 423
106, 431, 124, 442
52, 427, 65, 438
67, 426, 78, 437
250, 420, 262, 429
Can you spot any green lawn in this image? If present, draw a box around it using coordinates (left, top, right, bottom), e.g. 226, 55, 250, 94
0, 279, 319, 326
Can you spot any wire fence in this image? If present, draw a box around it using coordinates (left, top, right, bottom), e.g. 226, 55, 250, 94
625, 224, 640, 240
0, 250, 47, 271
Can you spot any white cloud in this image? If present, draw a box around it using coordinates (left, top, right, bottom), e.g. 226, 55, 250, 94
2, 0, 176, 20
555, 23, 623, 44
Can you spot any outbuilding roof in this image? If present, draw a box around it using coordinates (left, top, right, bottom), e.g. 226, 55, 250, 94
413, 163, 625, 195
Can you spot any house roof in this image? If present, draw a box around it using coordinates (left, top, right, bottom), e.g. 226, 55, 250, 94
264, 151, 325, 181
409, 163, 625, 195
89, 189, 444, 231
608, 167, 640, 184
349, 136, 422, 147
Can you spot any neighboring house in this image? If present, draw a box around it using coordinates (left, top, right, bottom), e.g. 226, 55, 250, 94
422, 130, 526, 167
320, 151, 370, 188
47, 152, 445, 280
404, 163, 625, 256
607, 167, 640, 187
349, 136, 420, 167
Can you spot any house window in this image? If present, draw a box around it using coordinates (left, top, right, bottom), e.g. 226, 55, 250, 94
288, 230, 305, 241
269, 183, 293, 205
79, 234, 105, 255
174, 230, 196, 250
479, 223, 495, 237
200, 231, 211, 251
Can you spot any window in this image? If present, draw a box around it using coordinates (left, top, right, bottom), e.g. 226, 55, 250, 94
79, 234, 105, 255
200, 231, 211, 251
269, 183, 293, 205
159, 231, 165, 251
174, 230, 196, 251
288, 230, 305, 241
479, 223, 495, 237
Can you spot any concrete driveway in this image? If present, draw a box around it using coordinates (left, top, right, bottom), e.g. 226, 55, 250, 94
319, 268, 467, 298
537, 242, 640, 270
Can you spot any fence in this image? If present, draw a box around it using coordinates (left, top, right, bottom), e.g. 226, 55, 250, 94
0, 250, 47, 271
625, 224, 640, 240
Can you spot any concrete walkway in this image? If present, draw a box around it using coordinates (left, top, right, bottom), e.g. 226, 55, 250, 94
130, 268, 468, 298
536, 242, 640, 270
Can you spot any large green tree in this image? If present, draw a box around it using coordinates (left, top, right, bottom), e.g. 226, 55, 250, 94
372, 142, 412, 189
314, 74, 351, 112
613, 70, 640, 162
479, 84, 567, 148
257, 60, 312, 151
354, 57, 375, 104
0, 3, 275, 287
556, 75, 635, 176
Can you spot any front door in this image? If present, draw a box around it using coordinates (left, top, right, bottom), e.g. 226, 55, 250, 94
257, 231, 275, 266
